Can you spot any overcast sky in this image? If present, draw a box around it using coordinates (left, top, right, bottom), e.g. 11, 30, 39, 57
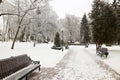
7, 0, 112, 19
7, 0, 94, 18
50, 0, 94, 18
50, 0, 113, 18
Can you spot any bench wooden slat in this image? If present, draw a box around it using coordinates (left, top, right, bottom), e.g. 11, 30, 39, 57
4, 64, 40, 80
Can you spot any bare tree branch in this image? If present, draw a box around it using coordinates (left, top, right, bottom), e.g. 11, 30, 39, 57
0, 13, 19, 16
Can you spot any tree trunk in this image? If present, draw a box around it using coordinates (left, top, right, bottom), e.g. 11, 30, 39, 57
11, 9, 30, 49
11, 25, 21, 49
0, 0, 2, 3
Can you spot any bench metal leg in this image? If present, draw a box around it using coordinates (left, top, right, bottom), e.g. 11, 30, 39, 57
39, 66, 40, 71
26, 76, 28, 80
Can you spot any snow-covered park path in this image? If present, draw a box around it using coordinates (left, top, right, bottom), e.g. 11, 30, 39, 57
29, 46, 120, 80
52, 46, 119, 80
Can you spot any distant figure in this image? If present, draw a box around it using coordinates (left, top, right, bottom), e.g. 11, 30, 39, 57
85, 43, 89, 48
97, 45, 101, 53
65, 45, 69, 49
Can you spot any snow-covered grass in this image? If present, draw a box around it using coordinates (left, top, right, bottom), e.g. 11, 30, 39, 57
0, 42, 120, 76
0, 42, 68, 67
103, 46, 120, 74
87, 44, 120, 74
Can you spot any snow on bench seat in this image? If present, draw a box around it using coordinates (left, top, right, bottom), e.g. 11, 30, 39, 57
4, 64, 40, 80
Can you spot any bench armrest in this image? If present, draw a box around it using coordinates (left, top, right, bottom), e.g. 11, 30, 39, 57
32, 61, 40, 64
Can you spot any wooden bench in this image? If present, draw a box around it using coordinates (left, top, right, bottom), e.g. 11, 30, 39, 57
0, 54, 41, 80
97, 47, 109, 58
51, 46, 62, 50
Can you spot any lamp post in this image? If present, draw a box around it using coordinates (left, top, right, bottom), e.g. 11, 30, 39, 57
62, 30, 64, 51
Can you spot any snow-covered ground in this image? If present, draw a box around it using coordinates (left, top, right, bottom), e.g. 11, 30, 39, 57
52, 46, 117, 80
86, 44, 120, 74
0, 42, 120, 78
0, 42, 68, 67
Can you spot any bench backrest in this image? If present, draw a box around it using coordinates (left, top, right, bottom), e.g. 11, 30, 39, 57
0, 54, 31, 79
100, 48, 108, 53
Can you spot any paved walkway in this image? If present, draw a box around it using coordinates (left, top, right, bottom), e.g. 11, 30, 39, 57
29, 46, 120, 80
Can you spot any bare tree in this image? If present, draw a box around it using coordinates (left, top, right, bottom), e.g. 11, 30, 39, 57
64, 14, 80, 43
0, 0, 58, 48
29, 3, 58, 44
11, 0, 49, 49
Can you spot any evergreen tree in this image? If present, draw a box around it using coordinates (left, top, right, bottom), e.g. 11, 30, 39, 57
90, 0, 117, 45
112, 0, 120, 44
0, 0, 2, 3
80, 14, 90, 44
54, 32, 61, 47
